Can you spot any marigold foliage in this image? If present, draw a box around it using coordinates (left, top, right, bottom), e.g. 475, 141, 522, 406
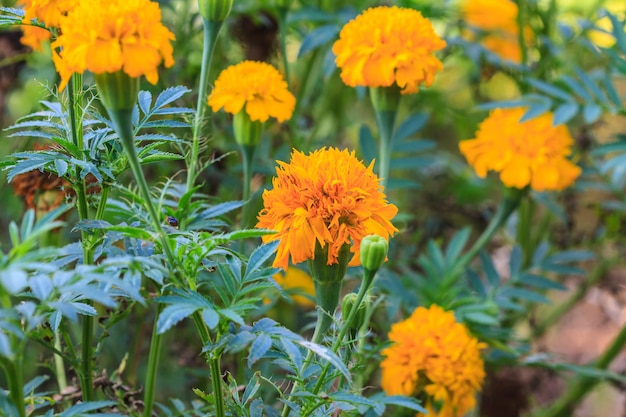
459, 108, 581, 191
461, 0, 532, 63
332, 6, 446, 94
256, 147, 398, 269
272, 267, 315, 308
208, 61, 295, 123
381, 305, 486, 417
19, 0, 78, 50
52, 0, 175, 91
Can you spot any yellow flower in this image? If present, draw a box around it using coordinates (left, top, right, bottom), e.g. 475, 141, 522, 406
459, 108, 581, 191
381, 305, 486, 417
256, 147, 398, 269
208, 61, 295, 123
332, 6, 446, 94
272, 267, 316, 308
19, 0, 78, 50
52, 0, 175, 91
461, 0, 532, 63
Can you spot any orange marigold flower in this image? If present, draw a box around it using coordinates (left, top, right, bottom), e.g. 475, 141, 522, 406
208, 61, 295, 123
461, 0, 532, 64
256, 147, 398, 269
19, 0, 78, 50
381, 305, 486, 417
52, 0, 175, 91
332, 6, 446, 94
459, 108, 581, 191
272, 267, 316, 308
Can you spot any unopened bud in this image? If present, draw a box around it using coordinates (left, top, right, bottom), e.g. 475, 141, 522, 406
360, 235, 388, 273
198, 0, 233, 22
341, 292, 369, 340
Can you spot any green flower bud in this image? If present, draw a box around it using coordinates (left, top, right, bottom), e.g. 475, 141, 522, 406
95, 71, 139, 112
341, 292, 369, 341
360, 234, 388, 273
198, 0, 233, 22
233, 110, 263, 146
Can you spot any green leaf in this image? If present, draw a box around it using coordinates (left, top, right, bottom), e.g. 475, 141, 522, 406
298, 24, 340, 57
445, 228, 470, 265
359, 125, 377, 164
157, 304, 201, 334
58, 401, 117, 417
248, 334, 272, 367
552, 102, 578, 125
245, 241, 279, 280
393, 113, 428, 142
381, 396, 427, 414
299, 341, 351, 382
500, 287, 549, 304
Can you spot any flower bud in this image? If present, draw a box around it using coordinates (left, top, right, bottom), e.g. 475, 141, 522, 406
369, 85, 401, 113
360, 234, 388, 273
233, 110, 263, 146
198, 0, 233, 22
341, 292, 369, 340
95, 71, 139, 112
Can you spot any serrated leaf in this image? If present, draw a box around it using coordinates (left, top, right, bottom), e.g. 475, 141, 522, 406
153, 86, 191, 111
220, 308, 244, 325
500, 287, 549, 304
552, 102, 578, 125
445, 228, 470, 265
299, 341, 351, 382
519, 273, 566, 290
526, 78, 573, 101
157, 304, 200, 334
202, 308, 220, 329
246, 241, 279, 279
381, 396, 427, 413
248, 334, 272, 367
58, 401, 116, 417
200, 200, 245, 219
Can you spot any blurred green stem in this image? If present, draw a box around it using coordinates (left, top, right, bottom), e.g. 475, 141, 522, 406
54, 333, 68, 399
240, 144, 256, 229
515, 0, 528, 67
277, 7, 291, 89
311, 268, 377, 395
187, 19, 224, 192
370, 87, 400, 190
4, 358, 25, 417
450, 188, 525, 279
68, 73, 96, 402
531, 321, 626, 417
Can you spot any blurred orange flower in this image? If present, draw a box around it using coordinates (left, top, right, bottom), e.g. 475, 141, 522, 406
459, 108, 581, 191
52, 0, 175, 91
19, 0, 78, 50
332, 6, 446, 94
461, 0, 532, 63
271, 267, 315, 308
381, 305, 486, 417
256, 147, 398, 269
208, 61, 295, 123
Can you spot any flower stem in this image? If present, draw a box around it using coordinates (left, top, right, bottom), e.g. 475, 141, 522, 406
142, 304, 164, 417
68, 73, 97, 402
108, 108, 182, 284
192, 312, 224, 417
4, 358, 25, 417
531, 322, 626, 417
515, 0, 528, 67
449, 188, 525, 279
240, 144, 256, 229
311, 268, 377, 395
187, 18, 224, 192
370, 87, 400, 190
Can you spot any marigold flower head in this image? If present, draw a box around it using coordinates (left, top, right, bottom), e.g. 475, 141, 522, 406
459, 108, 581, 191
332, 6, 446, 94
461, 0, 532, 63
19, 0, 78, 50
52, 0, 175, 91
256, 147, 398, 269
208, 61, 295, 123
272, 267, 315, 308
381, 305, 486, 417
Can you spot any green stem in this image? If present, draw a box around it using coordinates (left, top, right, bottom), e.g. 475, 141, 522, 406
240, 144, 255, 229
450, 188, 525, 279
532, 258, 618, 339
531, 322, 626, 417
5, 358, 25, 417
110, 109, 183, 285
68, 73, 97, 402
311, 268, 377, 395
515, 0, 529, 67
192, 312, 224, 417
54, 333, 69, 399
277, 7, 291, 90
142, 304, 164, 417
374, 109, 396, 190
187, 19, 224, 192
